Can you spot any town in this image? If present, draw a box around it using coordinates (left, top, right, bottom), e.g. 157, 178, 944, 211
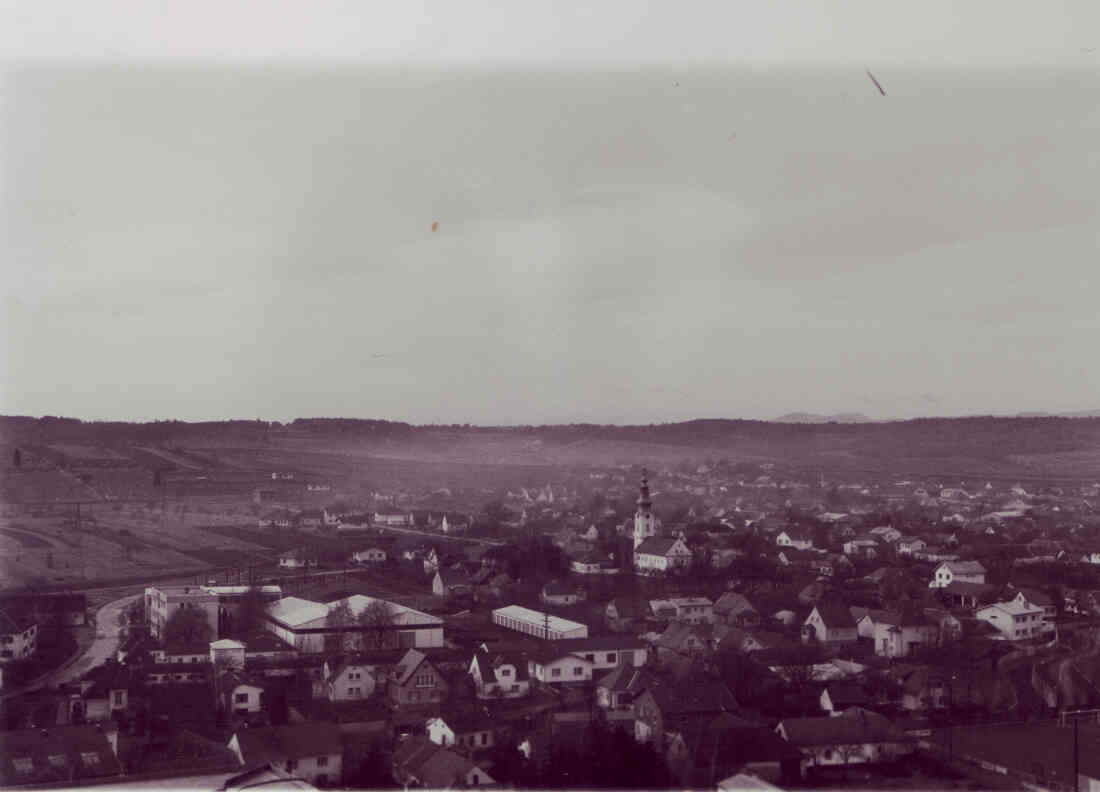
2, 418, 1100, 790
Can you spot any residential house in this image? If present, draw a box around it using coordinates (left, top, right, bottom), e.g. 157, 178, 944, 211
820, 682, 870, 715
842, 536, 881, 559
0, 725, 123, 787
940, 580, 999, 609
220, 671, 266, 716
896, 536, 927, 556
633, 674, 739, 751
929, 560, 987, 589
540, 580, 585, 606
802, 602, 858, 645
656, 621, 717, 660
776, 707, 915, 775
351, 547, 387, 564
468, 648, 530, 699
391, 735, 496, 788
374, 511, 413, 527
0, 608, 37, 662
869, 525, 902, 543
324, 656, 378, 701
866, 608, 940, 658
298, 510, 324, 529
74, 665, 131, 722
975, 600, 1047, 641
634, 536, 692, 573
528, 645, 594, 685
648, 597, 714, 625
776, 529, 814, 551
1009, 587, 1058, 624
605, 597, 649, 632
555, 635, 649, 672
440, 514, 471, 534
389, 648, 448, 707
714, 592, 760, 628
432, 568, 472, 598
596, 665, 660, 710
570, 551, 618, 575
227, 723, 342, 786
426, 709, 496, 754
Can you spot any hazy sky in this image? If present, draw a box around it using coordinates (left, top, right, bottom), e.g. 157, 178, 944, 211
2, 2, 1099, 424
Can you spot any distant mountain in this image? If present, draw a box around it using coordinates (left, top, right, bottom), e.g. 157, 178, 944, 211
773, 412, 874, 424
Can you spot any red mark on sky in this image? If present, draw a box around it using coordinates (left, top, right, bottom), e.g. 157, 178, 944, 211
431, 221, 439, 232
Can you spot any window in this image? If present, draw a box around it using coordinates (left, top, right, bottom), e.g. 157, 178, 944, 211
235, 692, 249, 703
47, 754, 67, 769
317, 756, 329, 767
573, 666, 583, 676
606, 653, 616, 663
13, 758, 33, 775
80, 752, 101, 768
585, 653, 595, 662
500, 668, 511, 676
510, 684, 518, 692
286, 759, 297, 771
551, 668, 561, 678
113, 691, 125, 706
480, 733, 487, 745
416, 673, 434, 687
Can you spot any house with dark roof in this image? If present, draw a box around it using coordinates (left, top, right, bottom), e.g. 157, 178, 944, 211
666, 713, 803, 788
426, 708, 496, 755
714, 592, 761, 628
554, 635, 649, 672
432, 567, 472, 598
633, 673, 739, 751
0, 725, 123, 787
776, 707, 915, 775
596, 665, 660, 710
219, 669, 267, 716
776, 529, 814, 550
468, 647, 530, 699
802, 601, 858, 644
940, 580, 999, 609
227, 722, 342, 786
819, 682, 870, 715
540, 579, 585, 606
605, 596, 649, 632
323, 655, 379, 702
391, 735, 495, 788
388, 648, 448, 708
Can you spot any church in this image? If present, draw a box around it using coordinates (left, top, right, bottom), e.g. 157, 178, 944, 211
630, 470, 692, 573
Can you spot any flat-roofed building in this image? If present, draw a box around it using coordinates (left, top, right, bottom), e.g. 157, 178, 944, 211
491, 605, 588, 641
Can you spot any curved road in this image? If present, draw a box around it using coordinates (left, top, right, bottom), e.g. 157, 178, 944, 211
1, 593, 140, 701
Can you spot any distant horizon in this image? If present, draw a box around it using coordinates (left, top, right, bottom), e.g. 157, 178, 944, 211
5, 408, 1100, 427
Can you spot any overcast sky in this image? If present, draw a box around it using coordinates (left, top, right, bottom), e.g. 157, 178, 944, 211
2, 2, 1099, 425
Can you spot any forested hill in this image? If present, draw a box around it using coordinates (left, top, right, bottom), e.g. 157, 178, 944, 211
3, 414, 1100, 465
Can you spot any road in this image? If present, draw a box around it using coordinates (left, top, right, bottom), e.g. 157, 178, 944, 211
0, 593, 140, 701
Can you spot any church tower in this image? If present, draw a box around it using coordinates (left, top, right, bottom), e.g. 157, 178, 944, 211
633, 468, 657, 549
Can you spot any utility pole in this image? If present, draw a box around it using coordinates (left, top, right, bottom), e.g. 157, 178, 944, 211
1074, 715, 1079, 792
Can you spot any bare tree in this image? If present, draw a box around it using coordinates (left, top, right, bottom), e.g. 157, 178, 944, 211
358, 599, 396, 650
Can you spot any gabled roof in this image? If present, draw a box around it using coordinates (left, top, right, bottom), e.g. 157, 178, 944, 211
811, 601, 857, 628
393, 736, 487, 788
232, 723, 342, 764
714, 592, 758, 617
607, 596, 648, 619
779, 707, 910, 747
635, 536, 684, 556
642, 674, 738, 716
471, 649, 529, 682
938, 560, 987, 575
0, 726, 123, 786
392, 648, 431, 686
596, 664, 659, 694
436, 567, 470, 587
554, 635, 647, 653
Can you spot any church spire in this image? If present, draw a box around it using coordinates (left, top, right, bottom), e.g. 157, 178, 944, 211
637, 468, 652, 513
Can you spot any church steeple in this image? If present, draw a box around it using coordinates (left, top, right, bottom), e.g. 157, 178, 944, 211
633, 467, 657, 550
637, 468, 652, 514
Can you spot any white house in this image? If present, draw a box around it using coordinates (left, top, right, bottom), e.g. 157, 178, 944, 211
374, 511, 413, 527
0, 610, 37, 663
351, 547, 387, 564
928, 560, 987, 589
426, 711, 495, 753
633, 537, 692, 573
648, 597, 714, 625
868, 526, 903, 543
528, 648, 594, 684
776, 530, 814, 551
866, 610, 939, 658
975, 600, 1047, 641
324, 657, 377, 701
209, 638, 246, 669
278, 548, 317, 569
555, 636, 649, 672
223, 676, 265, 716
469, 649, 530, 699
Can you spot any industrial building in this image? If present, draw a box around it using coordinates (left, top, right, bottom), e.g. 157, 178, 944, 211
264, 594, 444, 653
491, 605, 589, 641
